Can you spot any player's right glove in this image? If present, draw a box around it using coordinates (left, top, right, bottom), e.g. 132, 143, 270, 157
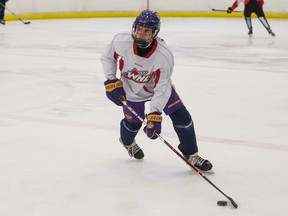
227, 7, 233, 13
144, 112, 162, 139
104, 79, 126, 106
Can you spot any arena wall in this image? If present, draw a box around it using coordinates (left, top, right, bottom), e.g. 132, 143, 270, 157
4, 0, 288, 20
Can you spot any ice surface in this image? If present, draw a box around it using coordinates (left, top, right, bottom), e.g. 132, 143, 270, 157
1, 18, 288, 216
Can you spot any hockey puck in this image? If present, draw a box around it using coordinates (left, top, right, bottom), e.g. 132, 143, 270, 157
217, 201, 227, 206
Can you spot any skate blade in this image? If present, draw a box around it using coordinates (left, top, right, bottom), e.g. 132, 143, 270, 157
190, 166, 215, 175
203, 169, 215, 174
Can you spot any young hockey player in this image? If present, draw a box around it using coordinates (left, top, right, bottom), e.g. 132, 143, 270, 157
227, 0, 275, 37
100, 10, 213, 171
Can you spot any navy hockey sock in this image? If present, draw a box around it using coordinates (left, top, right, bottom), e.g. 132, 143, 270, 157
169, 107, 198, 155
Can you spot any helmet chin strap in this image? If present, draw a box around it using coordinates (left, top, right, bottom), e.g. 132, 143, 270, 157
134, 38, 153, 48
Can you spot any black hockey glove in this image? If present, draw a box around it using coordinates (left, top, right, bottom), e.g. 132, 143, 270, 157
227, 7, 233, 13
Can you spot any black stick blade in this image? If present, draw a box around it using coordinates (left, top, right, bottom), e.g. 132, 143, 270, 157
228, 197, 238, 208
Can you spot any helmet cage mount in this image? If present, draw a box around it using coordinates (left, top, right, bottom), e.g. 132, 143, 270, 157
132, 10, 161, 48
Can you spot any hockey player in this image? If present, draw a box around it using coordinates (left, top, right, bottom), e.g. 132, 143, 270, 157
101, 10, 213, 172
227, 0, 275, 37
0, 0, 8, 25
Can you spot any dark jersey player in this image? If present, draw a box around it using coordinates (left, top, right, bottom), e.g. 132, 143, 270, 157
227, 0, 275, 37
0, 0, 8, 25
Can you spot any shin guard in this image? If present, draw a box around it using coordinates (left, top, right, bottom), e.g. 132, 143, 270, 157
169, 107, 198, 155
120, 119, 142, 145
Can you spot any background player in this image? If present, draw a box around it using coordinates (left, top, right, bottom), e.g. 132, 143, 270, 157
0, 0, 8, 25
227, 0, 275, 37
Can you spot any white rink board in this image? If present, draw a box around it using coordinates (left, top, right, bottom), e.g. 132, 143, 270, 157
5, 0, 288, 14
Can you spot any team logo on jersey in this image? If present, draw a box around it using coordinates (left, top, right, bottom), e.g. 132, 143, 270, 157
123, 68, 151, 83
125, 114, 133, 120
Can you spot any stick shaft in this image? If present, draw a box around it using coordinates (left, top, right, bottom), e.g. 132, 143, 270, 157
212, 8, 242, 13
119, 96, 238, 208
0, 2, 31, 24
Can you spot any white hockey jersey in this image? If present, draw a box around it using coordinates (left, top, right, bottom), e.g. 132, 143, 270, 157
101, 32, 174, 113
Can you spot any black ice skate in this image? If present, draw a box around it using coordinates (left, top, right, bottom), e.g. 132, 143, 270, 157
0, 19, 5, 25
248, 27, 253, 37
268, 29, 276, 37
184, 153, 213, 172
178, 144, 213, 172
120, 138, 144, 160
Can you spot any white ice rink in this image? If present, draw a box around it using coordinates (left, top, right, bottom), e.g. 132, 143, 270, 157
1, 17, 288, 216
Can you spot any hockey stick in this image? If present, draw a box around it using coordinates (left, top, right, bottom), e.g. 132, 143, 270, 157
119, 96, 238, 209
212, 8, 242, 13
0, 2, 31, 24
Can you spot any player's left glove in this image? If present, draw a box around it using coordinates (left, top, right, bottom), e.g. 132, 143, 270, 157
227, 7, 233, 13
104, 79, 126, 106
144, 112, 162, 139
